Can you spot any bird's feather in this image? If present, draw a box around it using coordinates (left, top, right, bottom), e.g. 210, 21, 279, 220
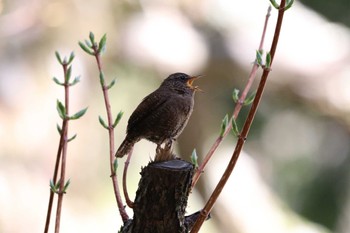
127, 90, 169, 134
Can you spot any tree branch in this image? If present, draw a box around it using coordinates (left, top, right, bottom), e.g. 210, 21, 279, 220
191, 1, 288, 231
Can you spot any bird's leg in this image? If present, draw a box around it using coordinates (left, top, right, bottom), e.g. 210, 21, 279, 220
156, 144, 162, 154
123, 148, 134, 208
164, 138, 174, 151
155, 139, 176, 162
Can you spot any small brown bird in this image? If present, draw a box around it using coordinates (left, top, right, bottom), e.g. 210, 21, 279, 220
115, 72, 200, 158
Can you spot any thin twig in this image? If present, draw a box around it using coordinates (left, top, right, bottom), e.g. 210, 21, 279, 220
191, 5, 272, 189
232, 5, 272, 118
190, 1, 287, 231
44, 127, 64, 233
123, 149, 134, 208
55, 63, 70, 233
45, 52, 87, 232
91, 44, 129, 222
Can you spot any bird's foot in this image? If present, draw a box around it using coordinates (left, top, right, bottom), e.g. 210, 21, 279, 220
156, 145, 162, 155
155, 142, 175, 162
164, 139, 174, 151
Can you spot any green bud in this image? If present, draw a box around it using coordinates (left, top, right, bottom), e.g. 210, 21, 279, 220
113, 111, 124, 128
285, 0, 294, 10
256, 50, 263, 66
243, 92, 256, 106
220, 114, 229, 137
49, 179, 56, 192
56, 123, 62, 135
98, 34, 107, 54
65, 66, 72, 82
99, 72, 105, 86
265, 52, 271, 69
69, 107, 88, 120
85, 39, 92, 48
79, 41, 94, 55
231, 118, 239, 137
69, 76, 80, 86
52, 77, 64, 86
63, 179, 71, 193
67, 51, 75, 65
55, 179, 61, 189
89, 32, 95, 44
50, 179, 61, 193
67, 134, 77, 142
191, 149, 198, 168
113, 159, 118, 173
107, 79, 116, 90
232, 88, 240, 103
99, 115, 108, 129
55, 51, 63, 64
56, 100, 66, 120
269, 0, 279, 9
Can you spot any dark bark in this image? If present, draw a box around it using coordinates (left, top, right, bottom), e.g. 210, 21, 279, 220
120, 159, 195, 233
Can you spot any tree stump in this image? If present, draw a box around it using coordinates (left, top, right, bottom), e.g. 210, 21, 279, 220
120, 159, 194, 233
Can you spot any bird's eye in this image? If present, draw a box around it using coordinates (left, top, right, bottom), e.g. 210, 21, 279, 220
180, 74, 187, 80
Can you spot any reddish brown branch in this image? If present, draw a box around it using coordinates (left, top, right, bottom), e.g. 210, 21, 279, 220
191, 6, 272, 189
41, 62, 71, 233
91, 44, 129, 222
191, 1, 287, 231
44, 125, 64, 233
54, 63, 70, 233
44, 61, 71, 233
123, 149, 134, 208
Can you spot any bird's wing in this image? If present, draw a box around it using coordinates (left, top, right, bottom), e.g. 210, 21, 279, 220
127, 91, 169, 133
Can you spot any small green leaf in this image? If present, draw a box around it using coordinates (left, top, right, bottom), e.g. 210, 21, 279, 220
89, 32, 95, 44
67, 134, 77, 142
285, 0, 294, 11
265, 52, 271, 69
98, 33, 107, 54
99, 116, 108, 129
220, 114, 228, 137
55, 179, 61, 190
113, 159, 118, 173
70, 107, 88, 120
56, 100, 66, 119
231, 118, 239, 137
56, 123, 62, 135
67, 51, 75, 65
85, 39, 92, 48
243, 92, 256, 106
63, 179, 71, 193
50, 179, 56, 192
113, 111, 124, 128
55, 51, 62, 64
65, 66, 72, 82
79, 41, 94, 55
53, 77, 64, 86
99, 72, 105, 86
269, 0, 279, 9
191, 149, 198, 169
256, 50, 263, 66
232, 88, 240, 103
107, 78, 116, 90
69, 76, 80, 86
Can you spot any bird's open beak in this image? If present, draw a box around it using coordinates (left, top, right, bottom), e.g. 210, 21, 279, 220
187, 75, 203, 92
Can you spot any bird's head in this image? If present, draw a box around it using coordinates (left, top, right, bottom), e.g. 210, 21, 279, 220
161, 72, 202, 93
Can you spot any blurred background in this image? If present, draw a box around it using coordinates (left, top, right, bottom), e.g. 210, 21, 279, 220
1, 0, 350, 232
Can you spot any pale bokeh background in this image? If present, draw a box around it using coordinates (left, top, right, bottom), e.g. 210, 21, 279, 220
1, 0, 350, 232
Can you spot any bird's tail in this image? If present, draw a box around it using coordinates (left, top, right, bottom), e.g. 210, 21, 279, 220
115, 137, 135, 158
